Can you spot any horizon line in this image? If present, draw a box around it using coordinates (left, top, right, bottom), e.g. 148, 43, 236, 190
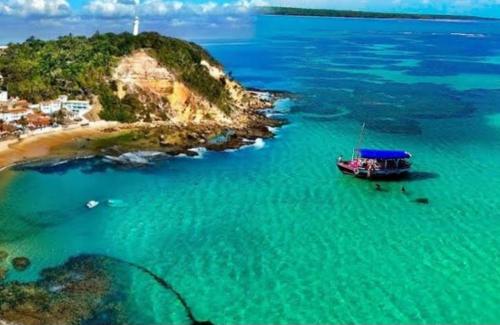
257, 5, 500, 21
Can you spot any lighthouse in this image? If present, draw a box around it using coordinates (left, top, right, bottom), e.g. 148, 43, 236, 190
133, 16, 140, 36
133, 0, 140, 36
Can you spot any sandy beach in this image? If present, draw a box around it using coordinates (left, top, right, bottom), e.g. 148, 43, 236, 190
0, 121, 120, 170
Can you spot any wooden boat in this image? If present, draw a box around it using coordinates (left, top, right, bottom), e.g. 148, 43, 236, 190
337, 149, 412, 179
337, 124, 412, 179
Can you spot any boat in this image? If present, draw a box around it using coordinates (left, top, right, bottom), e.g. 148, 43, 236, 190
337, 124, 412, 179
337, 149, 412, 178
86, 200, 99, 209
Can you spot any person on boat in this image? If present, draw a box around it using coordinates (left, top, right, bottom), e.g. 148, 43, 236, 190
367, 160, 376, 177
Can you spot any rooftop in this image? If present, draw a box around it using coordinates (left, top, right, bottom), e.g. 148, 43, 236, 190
358, 149, 412, 160
0, 108, 28, 114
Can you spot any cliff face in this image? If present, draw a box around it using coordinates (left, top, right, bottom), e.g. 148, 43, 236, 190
112, 50, 268, 128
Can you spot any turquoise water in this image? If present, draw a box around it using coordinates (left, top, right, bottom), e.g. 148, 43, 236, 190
2, 16, 500, 324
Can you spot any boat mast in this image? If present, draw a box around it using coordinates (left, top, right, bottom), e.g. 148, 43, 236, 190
352, 122, 366, 160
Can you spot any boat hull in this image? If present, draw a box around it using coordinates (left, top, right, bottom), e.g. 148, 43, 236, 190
336, 161, 410, 179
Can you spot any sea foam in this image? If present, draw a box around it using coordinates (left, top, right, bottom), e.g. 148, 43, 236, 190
253, 138, 266, 150
188, 147, 208, 159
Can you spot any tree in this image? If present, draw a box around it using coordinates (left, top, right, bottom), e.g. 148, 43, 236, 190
53, 109, 69, 125
17, 116, 28, 127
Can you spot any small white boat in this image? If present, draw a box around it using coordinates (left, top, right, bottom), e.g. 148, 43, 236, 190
86, 200, 99, 209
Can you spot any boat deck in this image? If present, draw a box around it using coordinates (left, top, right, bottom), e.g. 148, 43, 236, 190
337, 160, 410, 179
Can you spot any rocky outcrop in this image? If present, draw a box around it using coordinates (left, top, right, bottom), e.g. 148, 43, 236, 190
0, 250, 7, 262
11, 257, 31, 271
0, 254, 211, 325
111, 50, 272, 128
0, 255, 120, 325
0, 267, 6, 281
103, 151, 165, 166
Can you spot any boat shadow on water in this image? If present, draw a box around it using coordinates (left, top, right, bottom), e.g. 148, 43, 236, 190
358, 171, 440, 183
405, 171, 440, 182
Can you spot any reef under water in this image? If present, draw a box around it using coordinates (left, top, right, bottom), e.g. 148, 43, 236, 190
0, 254, 212, 325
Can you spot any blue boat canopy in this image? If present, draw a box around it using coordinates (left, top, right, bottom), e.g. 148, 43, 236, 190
358, 149, 411, 159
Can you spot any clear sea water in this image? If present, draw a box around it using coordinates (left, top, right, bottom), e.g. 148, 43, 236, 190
1, 16, 500, 324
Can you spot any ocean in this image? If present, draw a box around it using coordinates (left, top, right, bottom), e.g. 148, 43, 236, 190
1, 15, 500, 323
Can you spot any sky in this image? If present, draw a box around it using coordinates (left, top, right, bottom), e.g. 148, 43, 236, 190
0, 0, 499, 42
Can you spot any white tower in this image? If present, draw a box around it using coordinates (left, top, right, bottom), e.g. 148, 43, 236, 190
133, 0, 140, 36
133, 16, 140, 36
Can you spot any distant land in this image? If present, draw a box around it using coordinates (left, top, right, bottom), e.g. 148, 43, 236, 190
259, 6, 498, 21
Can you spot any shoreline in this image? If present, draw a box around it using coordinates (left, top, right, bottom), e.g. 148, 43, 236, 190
0, 95, 288, 172
0, 121, 121, 171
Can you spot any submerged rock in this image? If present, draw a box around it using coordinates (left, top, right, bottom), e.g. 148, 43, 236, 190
0, 255, 120, 325
0, 254, 214, 324
0, 250, 8, 261
103, 151, 165, 167
11, 257, 31, 271
0, 266, 7, 281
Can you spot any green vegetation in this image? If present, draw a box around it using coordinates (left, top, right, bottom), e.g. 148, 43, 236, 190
88, 131, 141, 149
0, 32, 231, 122
97, 86, 141, 123
260, 6, 496, 21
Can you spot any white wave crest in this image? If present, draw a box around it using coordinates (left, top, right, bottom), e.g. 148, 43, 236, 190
267, 126, 279, 134
188, 147, 207, 159
450, 33, 486, 38
253, 138, 265, 150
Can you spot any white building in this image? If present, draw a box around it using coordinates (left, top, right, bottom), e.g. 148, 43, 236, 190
63, 100, 91, 114
133, 16, 140, 36
0, 108, 29, 123
40, 96, 91, 116
40, 100, 62, 115
132, 0, 140, 36
0, 91, 7, 102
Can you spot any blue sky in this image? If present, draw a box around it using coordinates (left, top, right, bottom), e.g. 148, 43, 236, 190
0, 0, 499, 43
44, 0, 500, 17
1, 0, 499, 17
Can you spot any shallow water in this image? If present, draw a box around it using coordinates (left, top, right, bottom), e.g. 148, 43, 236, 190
1, 16, 500, 324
